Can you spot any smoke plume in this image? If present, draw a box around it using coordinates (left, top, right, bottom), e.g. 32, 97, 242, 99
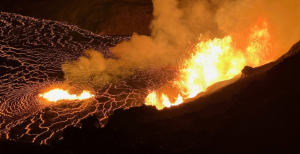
62, 0, 300, 84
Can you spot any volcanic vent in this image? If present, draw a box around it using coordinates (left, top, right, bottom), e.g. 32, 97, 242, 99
1, 0, 300, 147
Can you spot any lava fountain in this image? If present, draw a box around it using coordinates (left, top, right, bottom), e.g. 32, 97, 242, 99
39, 89, 94, 102
145, 19, 273, 110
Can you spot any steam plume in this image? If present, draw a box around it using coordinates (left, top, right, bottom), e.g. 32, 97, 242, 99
62, 0, 300, 84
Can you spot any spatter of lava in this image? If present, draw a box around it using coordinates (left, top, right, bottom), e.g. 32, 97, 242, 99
145, 19, 273, 110
39, 89, 94, 102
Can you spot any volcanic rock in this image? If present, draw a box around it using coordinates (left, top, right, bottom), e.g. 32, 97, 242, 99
241, 66, 254, 77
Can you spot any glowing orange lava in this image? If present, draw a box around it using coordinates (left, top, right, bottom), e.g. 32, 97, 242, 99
39, 89, 94, 102
146, 19, 273, 110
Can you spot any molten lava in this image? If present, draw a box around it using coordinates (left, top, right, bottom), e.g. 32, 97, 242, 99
146, 19, 273, 110
39, 89, 94, 102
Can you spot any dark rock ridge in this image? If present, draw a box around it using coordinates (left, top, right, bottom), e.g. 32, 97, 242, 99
2, 38, 300, 153
0, 0, 153, 35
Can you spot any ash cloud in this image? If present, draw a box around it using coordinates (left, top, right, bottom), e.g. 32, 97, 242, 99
62, 0, 300, 84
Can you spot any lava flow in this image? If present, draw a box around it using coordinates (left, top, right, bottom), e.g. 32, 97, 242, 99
145, 19, 273, 110
39, 89, 94, 102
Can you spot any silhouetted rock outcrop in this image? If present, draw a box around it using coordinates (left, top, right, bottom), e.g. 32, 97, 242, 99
241, 66, 254, 77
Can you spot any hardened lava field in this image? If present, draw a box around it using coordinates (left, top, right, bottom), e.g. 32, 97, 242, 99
0, 12, 176, 144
